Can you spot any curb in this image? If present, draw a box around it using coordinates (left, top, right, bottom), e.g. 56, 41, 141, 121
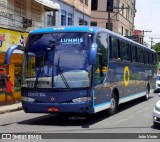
0, 105, 22, 115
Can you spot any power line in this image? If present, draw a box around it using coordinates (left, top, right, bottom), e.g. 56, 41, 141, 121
149, 37, 160, 48
144, 35, 160, 37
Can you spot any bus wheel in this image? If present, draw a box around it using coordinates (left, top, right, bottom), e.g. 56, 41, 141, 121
143, 87, 149, 101
108, 92, 118, 116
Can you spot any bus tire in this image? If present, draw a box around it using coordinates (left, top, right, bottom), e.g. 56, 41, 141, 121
143, 86, 149, 101
154, 122, 160, 128
108, 92, 118, 116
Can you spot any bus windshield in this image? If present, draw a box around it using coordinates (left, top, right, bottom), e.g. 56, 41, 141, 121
22, 32, 93, 89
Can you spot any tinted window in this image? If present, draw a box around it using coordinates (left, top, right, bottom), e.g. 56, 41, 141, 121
110, 37, 119, 59
148, 52, 153, 65
131, 45, 137, 62
120, 41, 130, 61
137, 47, 143, 63
144, 50, 148, 64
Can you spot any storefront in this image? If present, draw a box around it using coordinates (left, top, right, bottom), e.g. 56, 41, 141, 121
0, 28, 28, 103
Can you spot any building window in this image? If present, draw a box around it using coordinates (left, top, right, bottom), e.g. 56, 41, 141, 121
85, 21, 88, 25
122, 4, 124, 16
126, 6, 129, 19
107, 0, 113, 12
68, 13, 73, 25
91, 0, 98, 10
121, 26, 123, 35
91, 21, 97, 26
61, 10, 66, 26
85, 0, 88, 5
79, 18, 83, 25
106, 22, 113, 31
125, 29, 129, 36
46, 11, 55, 26
79, 18, 88, 25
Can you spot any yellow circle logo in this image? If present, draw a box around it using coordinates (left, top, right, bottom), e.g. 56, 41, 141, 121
124, 66, 130, 86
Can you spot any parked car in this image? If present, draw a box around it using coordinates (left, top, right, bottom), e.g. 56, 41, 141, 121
154, 75, 160, 93
153, 93, 160, 128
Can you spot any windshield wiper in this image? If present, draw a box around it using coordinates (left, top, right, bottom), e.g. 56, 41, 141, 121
34, 67, 44, 88
56, 55, 70, 89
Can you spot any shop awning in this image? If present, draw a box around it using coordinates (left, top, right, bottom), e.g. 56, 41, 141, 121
34, 0, 60, 11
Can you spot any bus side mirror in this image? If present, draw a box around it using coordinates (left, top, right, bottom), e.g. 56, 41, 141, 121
4, 45, 25, 65
89, 43, 97, 65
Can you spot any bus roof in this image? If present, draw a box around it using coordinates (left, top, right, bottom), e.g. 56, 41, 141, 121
29, 26, 155, 52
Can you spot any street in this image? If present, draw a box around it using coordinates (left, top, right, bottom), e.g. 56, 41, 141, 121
0, 93, 160, 137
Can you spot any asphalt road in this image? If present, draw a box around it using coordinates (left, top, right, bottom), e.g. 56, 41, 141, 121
0, 93, 160, 141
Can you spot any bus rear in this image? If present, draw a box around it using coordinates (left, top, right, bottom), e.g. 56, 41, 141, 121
21, 30, 95, 114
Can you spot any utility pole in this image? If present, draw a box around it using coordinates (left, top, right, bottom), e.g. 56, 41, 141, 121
142, 30, 152, 44
107, 5, 129, 31
149, 37, 160, 49
83, 0, 85, 25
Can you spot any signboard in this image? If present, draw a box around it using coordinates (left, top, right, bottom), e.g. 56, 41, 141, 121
0, 28, 28, 52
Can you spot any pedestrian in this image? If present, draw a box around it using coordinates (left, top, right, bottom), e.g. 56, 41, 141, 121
5, 75, 15, 104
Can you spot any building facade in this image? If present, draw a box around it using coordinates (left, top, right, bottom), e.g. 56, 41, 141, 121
57, 0, 91, 26
133, 29, 143, 44
91, 0, 136, 36
0, 0, 59, 102
0, 0, 91, 103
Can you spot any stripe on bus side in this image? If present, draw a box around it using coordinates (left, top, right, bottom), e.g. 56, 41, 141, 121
93, 91, 146, 113
119, 91, 146, 104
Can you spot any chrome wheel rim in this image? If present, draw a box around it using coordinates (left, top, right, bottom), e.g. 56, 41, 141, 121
110, 98, 116, 111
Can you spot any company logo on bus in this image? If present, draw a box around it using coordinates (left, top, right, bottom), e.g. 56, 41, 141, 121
28, 92, 46, 97
60, 38, 83, 44
51, 97, 55, 102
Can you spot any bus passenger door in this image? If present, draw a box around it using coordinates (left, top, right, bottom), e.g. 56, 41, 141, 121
94, 53, 109, 108
93, 32, 109, 112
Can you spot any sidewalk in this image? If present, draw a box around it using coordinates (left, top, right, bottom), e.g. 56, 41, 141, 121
0, 100, 22, 115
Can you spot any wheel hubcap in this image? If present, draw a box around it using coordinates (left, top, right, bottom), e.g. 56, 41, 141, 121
110, 98, 116, 111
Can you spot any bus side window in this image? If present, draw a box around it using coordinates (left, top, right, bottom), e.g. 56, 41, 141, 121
95, 33, 108, 85
110, 36, 119, 59
131, 45, 137, 62
120, 40, 130, 61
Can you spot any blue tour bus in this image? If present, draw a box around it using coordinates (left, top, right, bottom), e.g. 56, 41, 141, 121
4, 26, 157, 115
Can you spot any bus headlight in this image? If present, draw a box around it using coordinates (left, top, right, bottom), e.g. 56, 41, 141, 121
72, 97, 91, 103
21, 96, 35, 102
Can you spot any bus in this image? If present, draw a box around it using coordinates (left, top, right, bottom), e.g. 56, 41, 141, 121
4, 26, 157, 115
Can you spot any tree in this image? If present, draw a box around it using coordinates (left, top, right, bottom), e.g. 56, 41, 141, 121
152, 42, 160, 52
153, 42, 160, 66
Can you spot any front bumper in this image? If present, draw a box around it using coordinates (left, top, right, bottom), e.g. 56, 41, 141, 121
22, 101, 94, 114
153, 107, 160, 124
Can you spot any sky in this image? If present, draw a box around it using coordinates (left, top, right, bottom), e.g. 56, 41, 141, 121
134, 0, 160, 47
